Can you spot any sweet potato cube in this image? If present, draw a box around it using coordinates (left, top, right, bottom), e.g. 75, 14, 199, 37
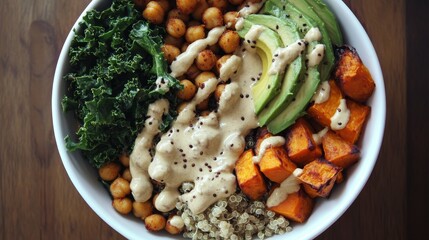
235, 149, 267, 200
335, 46, 375, 102
259, 147, 297, 183
269, 189, 314, 223
307, 80, 371, 143
322, 130, 360, 168
298, 158, 342, 198
285, 118, 323, 166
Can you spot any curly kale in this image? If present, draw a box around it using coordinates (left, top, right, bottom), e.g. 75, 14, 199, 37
61, 0, 180, 168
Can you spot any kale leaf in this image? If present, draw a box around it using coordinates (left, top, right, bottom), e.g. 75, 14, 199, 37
62, 0, 180, 168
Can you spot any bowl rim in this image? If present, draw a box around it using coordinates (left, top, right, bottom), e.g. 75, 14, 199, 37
52, 0, 386, 239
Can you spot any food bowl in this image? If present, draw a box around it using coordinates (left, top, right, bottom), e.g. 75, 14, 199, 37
52, 0, 386, 239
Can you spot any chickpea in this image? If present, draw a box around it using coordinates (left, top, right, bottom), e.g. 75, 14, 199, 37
202, 7, 224, 29
143, 1, 165, 25
161, 44, 181, 63
196, 49, 217, 71
195, 71, 216, 88
119, 153, 129, 167
176, 0, 198, 15
133, 201, 153, 219
215, 84, 226, 101
122, 168, 132, 182
164, 34, 184, 48
196, 98, 210, 111
185, 25, 206, 43
167, 8, 190, 23
177, 102, 188, 113
192, 0, 209, 20
224, 11, 239, 29
112, 198, 132, 214
166, 18, 186, 39
145, 214, 166, 231
207, 0, 229, 12
165, 215, 184, 235
186, 64, 201, 80
218, 30, 240, 53
216, 54, 232, 74
110, 177, 131, 199
181, 42, 190, 52
156, 0, 171, 11
228, 0, 244, 5
176, 79, 197, 100
98, 162, 121, 181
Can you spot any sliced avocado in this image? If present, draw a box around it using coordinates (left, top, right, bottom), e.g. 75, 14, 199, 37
264, 0, 335, 83
245, 14, 305, 125
237, 20, 285, 114
304, 0, 343, 46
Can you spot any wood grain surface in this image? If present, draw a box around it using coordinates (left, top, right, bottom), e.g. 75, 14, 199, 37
0, 0, 425, 239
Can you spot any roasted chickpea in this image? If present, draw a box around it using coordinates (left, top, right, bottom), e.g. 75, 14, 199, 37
196, 98, 210, 111
165, 215, 184, 235
216, 54, 232, 73
166, 18, 186, 38
110, 177, 131, 199
167, 8, 190, 23
207, 0, 229, 12
98, 162, 121, 181
196, 49, 217, 71
133, 201, 153, 219
218, 30, 240, 53
161, 44, 181, 63
176, 0, 198, 15
122, 168, 132, 182
143, 1, 165, 25
177, 102, 188, 113
214, 83, 226, 101
156, 0, 171, 11
228, 0, 244, 5
164, 34, 184, 48
186, 64, 202, 80
176, 80, 197, 100
119, 154, 130, 167
224, 11, 239, 29
112, 198, 132, 214
185, 25, 206, 43
192, 0, 209, 20
195, 71, 216, 88
145, 214, 166, 231
202, 7, 224, 29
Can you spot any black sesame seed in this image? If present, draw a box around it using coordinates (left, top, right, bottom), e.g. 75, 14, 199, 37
247, 39, 251, 43
241, 117, 245, 121
251, 77, 256, 81
200, 151, 203, 155
245, 94, 249, 98
179, 149, 183, 152
230, 144, 234, 147
240, 94, 244, 98
148, 122, 152, 125
268, 85, 271, 89
338, 122, 342, 126
213, 193, 217, 197
192, 163, 195, 167
199, 168, 203, 172
337, 108, 342, 112
276, 25, 279, 30
183, 159, 187, 162
251, 46, 256, 49
272, 58, 275, 62
252, 40, 256, 44
189, 145, 193, 148
174, 162, 178, 165
182, 153, 186, 157
183, 164, 187, 169
298, 42, 302, 46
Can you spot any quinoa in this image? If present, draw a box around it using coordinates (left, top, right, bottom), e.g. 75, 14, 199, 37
175, 192, 291, 240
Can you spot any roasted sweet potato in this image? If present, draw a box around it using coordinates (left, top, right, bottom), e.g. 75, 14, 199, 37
307, 80, 371, 143
268, 189, 314, 223
235, 149, 267, 200
335, 46, 375, 102
259, 147, 297, 183
298, 158, 342, 198
284, 118, 323, 166
322, 130, 360, 168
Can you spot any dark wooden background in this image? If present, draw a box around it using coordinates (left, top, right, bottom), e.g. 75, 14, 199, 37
1, 0, 427, 239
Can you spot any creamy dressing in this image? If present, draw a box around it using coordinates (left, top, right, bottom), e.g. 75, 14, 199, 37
252, 136, 285, 164
312, 127, 328, 145
307, 44, 325, 67
169, 215, 185, 229
235, 17, 245, 30
238, 0, 266, 18
243, 25, 265, 53
268, 41, 306, 75
170, 26, 226, 77
266, 168, 303, 208
330, 99, 350, 130
312, 80, 331, 104
129, 99, 169, 202
304, 27, 322, 42
219, 55, 242, 81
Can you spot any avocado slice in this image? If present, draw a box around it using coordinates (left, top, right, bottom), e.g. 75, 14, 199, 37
264, 0, 335, 83
245, 14, 305, 125
237, 20, 285, 114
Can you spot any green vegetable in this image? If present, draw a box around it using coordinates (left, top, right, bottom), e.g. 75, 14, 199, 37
62, 0, 180, 168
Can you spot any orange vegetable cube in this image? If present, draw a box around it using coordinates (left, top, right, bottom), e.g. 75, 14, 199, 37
235, 149, 267, 200
336, 99, 370, 143
322, 130, 360, 168
268, 189, 314, 223
284, 118, 323, 166
259, 147, 297, 183
335, 46, 375, 102
298, 158, 342, 198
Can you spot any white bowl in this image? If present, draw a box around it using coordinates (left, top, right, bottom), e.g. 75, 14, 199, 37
52, 0, 386, 239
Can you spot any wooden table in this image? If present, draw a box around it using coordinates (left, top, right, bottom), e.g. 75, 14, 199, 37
1, 0, 426, 239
